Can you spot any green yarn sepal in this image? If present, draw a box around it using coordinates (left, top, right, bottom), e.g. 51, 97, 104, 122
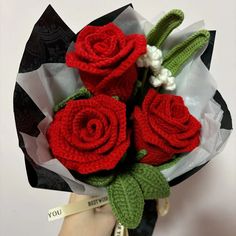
84, 174, 115, 187
163, 30, 210, 76
147, 9, 184, 48
53, 87, 91, 113
131, 163, 170, 199
136, 149, 147, 161
107, 174, 144, 229
112, 96, 120, 101
157, 156, 182, 171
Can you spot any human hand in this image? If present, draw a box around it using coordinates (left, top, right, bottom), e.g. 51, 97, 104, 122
59, 193, 116, 236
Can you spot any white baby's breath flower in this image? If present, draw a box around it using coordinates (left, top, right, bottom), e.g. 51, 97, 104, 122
137, 45, 176, 90
149, 67, 176, 91
137, 45, 163, 73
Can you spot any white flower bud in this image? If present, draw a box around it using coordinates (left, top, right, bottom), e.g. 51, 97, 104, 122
149, 75, 163, 87
137, 45, 176, 91
149, 67, 176, 90
137, 45, 163, 72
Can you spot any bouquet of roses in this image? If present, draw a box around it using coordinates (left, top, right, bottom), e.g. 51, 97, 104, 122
14, 4, 232, 234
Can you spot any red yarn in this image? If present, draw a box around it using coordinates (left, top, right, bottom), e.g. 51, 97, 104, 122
66, 23, 146, 101
133, 89, 201, 165
47, 95, 130, 174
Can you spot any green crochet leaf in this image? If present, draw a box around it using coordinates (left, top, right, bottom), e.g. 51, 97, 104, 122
147, 9, 184, 48
163, 29, 210, 76
84, 174, 115, 187
53, 87, 91, 112
136, 149, 148, 161
131, 163, 170, 200
107, 174, 144, 229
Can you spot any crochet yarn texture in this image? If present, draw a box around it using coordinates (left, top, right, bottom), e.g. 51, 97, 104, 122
47, 95, 130, 174
133, 89, 201, 165
66, 23, 147, 101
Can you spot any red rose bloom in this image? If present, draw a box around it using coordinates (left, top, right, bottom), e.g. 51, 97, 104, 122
133, 89, 201, 165
47, 95, 130, 174
66, 23, 146, 101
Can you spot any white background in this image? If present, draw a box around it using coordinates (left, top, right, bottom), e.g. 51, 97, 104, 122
0, 0, 236, 235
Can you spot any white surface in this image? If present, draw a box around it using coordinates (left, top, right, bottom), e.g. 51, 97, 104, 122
0, 0, 235, 235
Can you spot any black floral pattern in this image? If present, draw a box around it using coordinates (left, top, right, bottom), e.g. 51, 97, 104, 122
19, 5, 75, 73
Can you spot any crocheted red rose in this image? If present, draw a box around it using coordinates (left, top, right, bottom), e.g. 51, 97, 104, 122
66, 23, 146, 101
133, 89, 201, 165
47, 95, 130, 174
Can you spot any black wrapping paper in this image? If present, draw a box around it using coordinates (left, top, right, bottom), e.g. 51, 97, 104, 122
14, 4, 232, 236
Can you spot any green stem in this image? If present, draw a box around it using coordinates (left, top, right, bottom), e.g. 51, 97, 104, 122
163, 30, 210, 76
141, 68, 149, 97
147, 9, 184, 48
